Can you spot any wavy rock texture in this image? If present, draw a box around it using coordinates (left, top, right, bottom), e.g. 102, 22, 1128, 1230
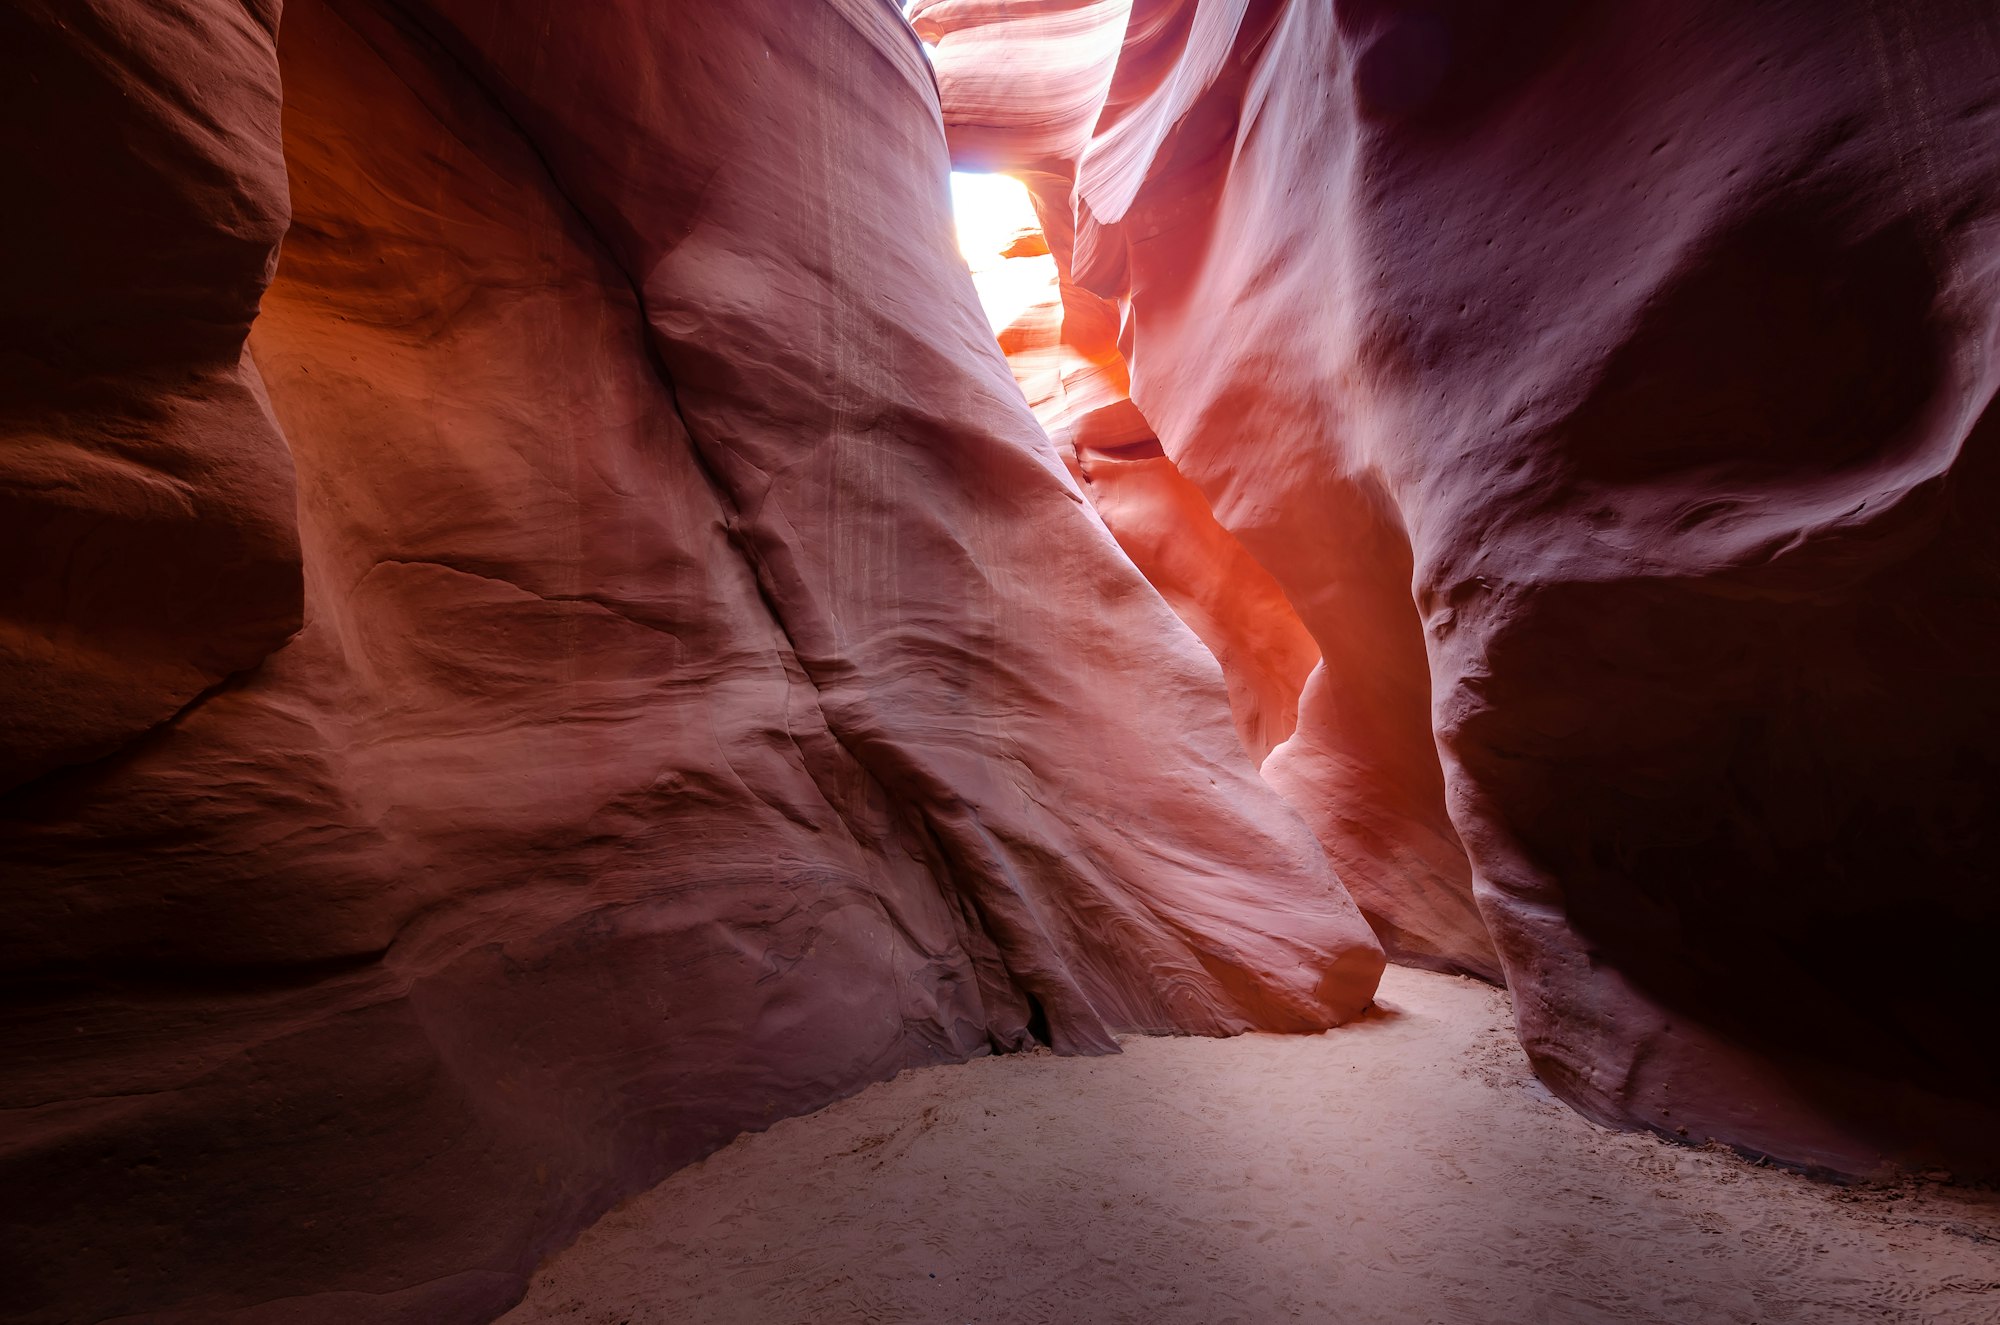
0, 2, 1383, 1321
989, 234, 1319, 766
963, 201, 1306, 755
918, 0, 1498, 978
919, 0, 2000, 1175
0, 0, 301, 791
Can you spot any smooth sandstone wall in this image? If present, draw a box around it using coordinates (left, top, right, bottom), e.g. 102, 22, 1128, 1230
920, 0, 2000, 1176
0, 3, 1380, 1321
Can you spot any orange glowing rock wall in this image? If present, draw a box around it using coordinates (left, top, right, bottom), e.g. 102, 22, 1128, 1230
988, 223, 1320, 767
919, 0, 1497, 980
0, 2, 1382, 1321
919, 0, 2000, 1175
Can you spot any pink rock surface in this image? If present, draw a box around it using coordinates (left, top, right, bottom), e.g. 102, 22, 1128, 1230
922, 0, 2000, 1174
920, 0, 1498, 979
0, 2, 1380, 1321
992, 246, 1319, 765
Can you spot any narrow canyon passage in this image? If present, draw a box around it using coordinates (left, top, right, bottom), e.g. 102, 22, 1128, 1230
495, 155, 2000, 1325
501, 968, 2000, 1325
5, 0, 2000, 1322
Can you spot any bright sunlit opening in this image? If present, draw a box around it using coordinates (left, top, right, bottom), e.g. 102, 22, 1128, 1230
950, 171, 1057, 333
950, 172, 1038, 265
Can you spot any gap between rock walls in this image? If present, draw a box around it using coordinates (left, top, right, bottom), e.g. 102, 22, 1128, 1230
3, 2, 1999, 1323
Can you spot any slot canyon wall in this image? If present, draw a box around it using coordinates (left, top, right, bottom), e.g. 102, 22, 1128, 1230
915, 0, 2000, 1177
925, 0, 1500, 980
0, 2, 1385, 1322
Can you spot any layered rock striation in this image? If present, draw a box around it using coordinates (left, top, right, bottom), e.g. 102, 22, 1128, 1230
919, 0, 2000, 1176
918, 0, 1498, 979
982, 216, 1321, 767
0, 2, 1381, 1321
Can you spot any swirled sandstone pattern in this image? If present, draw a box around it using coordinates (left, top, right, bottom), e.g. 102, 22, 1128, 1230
919, 0, 1497, 978
918, 0, 2000, 1175
0, 2, 1380, 1321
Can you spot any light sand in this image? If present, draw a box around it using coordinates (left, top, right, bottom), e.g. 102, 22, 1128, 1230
501, 966, 2000, 1324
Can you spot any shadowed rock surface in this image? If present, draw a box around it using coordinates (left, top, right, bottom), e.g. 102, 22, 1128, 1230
9, 0, 2000, 1320
0, 2, 1380, 1321
0, 0, 301, 791
918, 0, 2000, 1176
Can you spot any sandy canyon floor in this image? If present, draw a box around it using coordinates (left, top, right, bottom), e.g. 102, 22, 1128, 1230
500, 967, 2000, 1324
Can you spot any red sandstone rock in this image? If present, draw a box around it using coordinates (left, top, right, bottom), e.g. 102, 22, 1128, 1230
988, 242, 1317, 764
0, 0, 301, 792
925, 0, 2000, 1174
0, 2, 1380, 1322
918, 0, 1498, 978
